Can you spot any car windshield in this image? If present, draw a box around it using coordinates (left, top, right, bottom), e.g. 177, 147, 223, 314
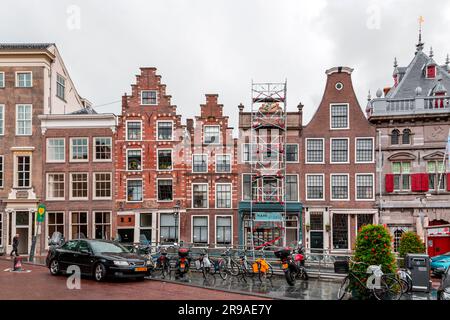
89, 241, 130, 254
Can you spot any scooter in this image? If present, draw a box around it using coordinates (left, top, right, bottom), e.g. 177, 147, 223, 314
175, 247, 191, 280
275, 241, 308, 286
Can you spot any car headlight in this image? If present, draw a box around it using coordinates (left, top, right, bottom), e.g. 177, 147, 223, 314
113, 261, 129, 266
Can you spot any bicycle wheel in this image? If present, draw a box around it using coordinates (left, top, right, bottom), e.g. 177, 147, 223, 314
337, 276, 351, 300
218, 260, 228, 280
230, 260, 240, 277
399, 278, 409, 294
373, 275, 402, 301
266, 263, 274, 279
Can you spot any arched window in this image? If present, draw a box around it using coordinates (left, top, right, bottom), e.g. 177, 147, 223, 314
393, 229, 404, 252
402, 129, 411, 145
391, 129, 400, 145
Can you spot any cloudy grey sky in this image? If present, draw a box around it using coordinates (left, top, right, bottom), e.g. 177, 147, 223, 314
3, 0, 450, 129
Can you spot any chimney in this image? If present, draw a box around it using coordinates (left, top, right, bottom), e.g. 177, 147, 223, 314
297, 102, 304, 128
238, 103, 244, 112
186, 119, 194, 134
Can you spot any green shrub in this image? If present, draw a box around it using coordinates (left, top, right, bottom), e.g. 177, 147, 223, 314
398, 231, 425, 262
350, 224, 397, 299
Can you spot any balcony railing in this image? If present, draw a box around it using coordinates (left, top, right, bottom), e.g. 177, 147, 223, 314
368, 95, 450, 117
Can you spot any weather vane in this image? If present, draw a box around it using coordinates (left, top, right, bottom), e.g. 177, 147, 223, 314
417, 16, 425, 51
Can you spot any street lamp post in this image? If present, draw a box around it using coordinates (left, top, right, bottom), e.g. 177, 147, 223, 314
173, 201, 180, 245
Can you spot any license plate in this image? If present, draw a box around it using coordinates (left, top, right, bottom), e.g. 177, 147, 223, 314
282, 263, 288, 270
180, 263, 185, 268
135, 267, 147, 272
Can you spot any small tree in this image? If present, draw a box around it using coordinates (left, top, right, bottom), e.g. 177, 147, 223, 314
350, 224, 397, 299
398, 231, 425, 262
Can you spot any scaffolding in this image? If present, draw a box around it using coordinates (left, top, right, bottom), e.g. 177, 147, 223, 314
248, 81, 287, 255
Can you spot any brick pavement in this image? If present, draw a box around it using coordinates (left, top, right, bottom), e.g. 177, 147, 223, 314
0, 259, 268, 300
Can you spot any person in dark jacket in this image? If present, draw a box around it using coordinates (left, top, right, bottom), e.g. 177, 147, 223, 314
10, 234, 19, 257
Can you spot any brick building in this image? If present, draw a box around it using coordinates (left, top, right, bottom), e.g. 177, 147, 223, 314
301, 67, 377, 254
367, 38, 450, 251
115, 68, 187, 245
0, 43, 89, 255
39, 112, 117, 250
184, 94, 238, 247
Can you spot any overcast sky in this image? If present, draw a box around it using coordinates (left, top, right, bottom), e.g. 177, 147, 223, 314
3, 0, 450, 130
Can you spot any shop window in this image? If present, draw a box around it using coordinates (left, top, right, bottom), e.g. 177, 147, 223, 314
332, 214, 348, 250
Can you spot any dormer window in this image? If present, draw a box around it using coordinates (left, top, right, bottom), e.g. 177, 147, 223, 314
426, 65, 436, 79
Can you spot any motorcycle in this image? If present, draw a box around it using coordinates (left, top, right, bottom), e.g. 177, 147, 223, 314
175, 247, 191, 280
275, 242, 308, 286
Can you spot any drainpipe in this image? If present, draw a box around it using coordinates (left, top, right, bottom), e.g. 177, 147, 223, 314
377, 129, 383, 225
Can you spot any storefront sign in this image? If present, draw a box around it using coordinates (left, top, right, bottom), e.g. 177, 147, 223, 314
254, 212, 283, 222
427, 227, 450, 236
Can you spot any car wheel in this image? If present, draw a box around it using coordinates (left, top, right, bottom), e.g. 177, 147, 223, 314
49, 259, 60, 275
94, 263, 106, 282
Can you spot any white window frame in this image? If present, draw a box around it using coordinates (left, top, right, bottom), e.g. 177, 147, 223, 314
286, 143, 300, 163
15, 71, 32, 88
305, 173, 325, 201
330, 173, 350, 201
157, 149, 173, 171
0, 72, 4, 88
192, 154, 208, 173
305, 138, 325, 164
14, 154, 32, 188
69, 172, 89, 200
241, 173, 255, 201
355, 137, 375, 164
69, 137, 89, 162
56, 73, 66, 100
140, 90, 158, 106
214, 215, 233, 248
126, 178, 143, 203
126, 148, 143, 171
191, 215, 210, 247
46, 172, 65, 201
329, 103, 350, 130
242, 143, 256, 164
0, 104, 4, 135
285, 174, 299, 202
330, 137, 350, 164
215, 154, 232, 173
331, 213, 351, 251
192, 183, 209, 209
203, 125, 221, 145
93, 137, 112, 162
92, 211, 112, 240
15, 104, 32, 136
355, 173, 375, 201
69, 211, 89, 240
156, 120, 173, 141
93, 172, 113, 200
46, 211, 65, 247
0, 155, 3, 188
156, 178, 174, 202
125, 120, 143, 141
215, 183, 233, 209
46, 138, 65, 163
0, 212, 2, 247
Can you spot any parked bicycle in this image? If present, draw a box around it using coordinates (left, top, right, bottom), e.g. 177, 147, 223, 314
337, 259, 403, 300
216, 246, 240, 280
152, 245, 172, 279
194, 248, 216, 286
238, 247, 273, 282
397, 268, 412, 294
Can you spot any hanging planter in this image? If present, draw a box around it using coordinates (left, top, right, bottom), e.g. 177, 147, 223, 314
325, 224, 331, 232
305, 224, 310, 232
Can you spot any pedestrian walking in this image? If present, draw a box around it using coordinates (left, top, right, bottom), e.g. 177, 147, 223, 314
10, 234, 20, 257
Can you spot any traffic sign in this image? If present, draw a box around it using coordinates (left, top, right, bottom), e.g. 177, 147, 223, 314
37, 204, 46, 222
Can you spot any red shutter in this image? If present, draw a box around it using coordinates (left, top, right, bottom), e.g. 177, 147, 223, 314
447, 173, 450, 192
385, 174, 394, 193
420, 173, 429, 192
411, 173, 421, 192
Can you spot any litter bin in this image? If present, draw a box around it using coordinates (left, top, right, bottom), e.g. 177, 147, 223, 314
334, 257, 349, 274
405, 253, 432, 292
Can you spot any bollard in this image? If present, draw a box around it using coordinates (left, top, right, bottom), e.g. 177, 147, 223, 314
13, 256, 23, 272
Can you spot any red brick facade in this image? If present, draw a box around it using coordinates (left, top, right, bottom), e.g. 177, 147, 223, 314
301, 67, 377, 253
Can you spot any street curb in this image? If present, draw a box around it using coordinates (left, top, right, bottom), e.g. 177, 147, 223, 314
0, 256, 47, 267
148, 276, 288, 300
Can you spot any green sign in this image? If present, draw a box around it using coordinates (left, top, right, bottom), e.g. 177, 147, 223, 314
37, 204, 46, 222
254, 212, 283, 222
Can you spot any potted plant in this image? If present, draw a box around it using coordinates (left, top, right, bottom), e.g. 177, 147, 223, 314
325, 224, 331, 232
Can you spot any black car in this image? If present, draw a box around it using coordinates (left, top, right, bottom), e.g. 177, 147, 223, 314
437, 266, 450, 300
46, 239, 151, 281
